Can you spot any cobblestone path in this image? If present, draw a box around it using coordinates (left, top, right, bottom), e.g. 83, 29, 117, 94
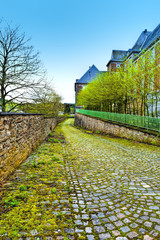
61, 119, 160, 240
0, 119, 160, 240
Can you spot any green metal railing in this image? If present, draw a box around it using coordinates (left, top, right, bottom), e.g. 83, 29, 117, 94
76, 109, 160, 132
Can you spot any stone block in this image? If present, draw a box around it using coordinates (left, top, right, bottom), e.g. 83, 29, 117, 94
0, 114, 57, 184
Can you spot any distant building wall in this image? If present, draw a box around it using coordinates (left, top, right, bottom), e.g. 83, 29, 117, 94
0, 114, 57, 184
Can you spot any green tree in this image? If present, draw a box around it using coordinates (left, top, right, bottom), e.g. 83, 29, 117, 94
77, 42, 160, 117
20, 85, 62, 117
64, 104, 71, 114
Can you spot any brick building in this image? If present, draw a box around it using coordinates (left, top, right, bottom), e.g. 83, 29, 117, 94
107, 24, 160, 71
106, 24, 160, 115
106, 50, 128, 71
75, 65, 105, 108
74, 24, 160, 114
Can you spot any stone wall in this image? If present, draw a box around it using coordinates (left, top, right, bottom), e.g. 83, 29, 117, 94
75, 113, 160, 146
0, 113, 57, 184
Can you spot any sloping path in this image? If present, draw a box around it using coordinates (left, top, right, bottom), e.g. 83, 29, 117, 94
0, 118, 160, 240
0, 125, 74, 240
61, 119, 160, 240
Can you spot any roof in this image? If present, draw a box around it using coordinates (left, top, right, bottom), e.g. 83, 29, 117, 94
76, 65, 101, 84
141, 24, 160, 51
106, 50, 128, 66
128, 24, 160, 59
107, 23, 160, 65
131, 29, 151, 51
111, 50, 128, 61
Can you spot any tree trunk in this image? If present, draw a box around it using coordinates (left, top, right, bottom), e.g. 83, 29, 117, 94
151, 94, 154, 117
1, 85, 6, 112
144, 95, 146, 116
145, 103, 149, 116
140, 96, 144, 116
155, 94, 158, 117
133, 98, 136, 115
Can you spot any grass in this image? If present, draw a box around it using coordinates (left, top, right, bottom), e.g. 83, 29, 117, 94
1, 119, 159, 239
19, 185, 27, 191
0, 126, 75, 239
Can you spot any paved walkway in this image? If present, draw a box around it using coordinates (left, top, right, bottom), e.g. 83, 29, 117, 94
61, 119, 160, 240
1, 119, 160, 239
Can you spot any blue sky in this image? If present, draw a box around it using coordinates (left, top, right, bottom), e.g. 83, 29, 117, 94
0, 0, 160, 103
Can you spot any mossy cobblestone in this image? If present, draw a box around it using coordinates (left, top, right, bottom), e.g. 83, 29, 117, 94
0, 124, 75, 240
61, 119, 160, 239
0, 119, 160, 239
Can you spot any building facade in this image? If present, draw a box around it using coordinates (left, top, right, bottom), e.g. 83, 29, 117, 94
106, 24, 160, 116
75, 65, 105, 108
74, 24, 160, 115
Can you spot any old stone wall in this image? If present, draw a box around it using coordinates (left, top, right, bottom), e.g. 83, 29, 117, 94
75, 113, 160, 146
0, 114, 57, 184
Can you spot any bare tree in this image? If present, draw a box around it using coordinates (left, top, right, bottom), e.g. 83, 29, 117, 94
0, 22, 45, 112
20, 84, 63, 117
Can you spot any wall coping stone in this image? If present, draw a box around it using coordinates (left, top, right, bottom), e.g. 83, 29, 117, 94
0, 112, 44, 116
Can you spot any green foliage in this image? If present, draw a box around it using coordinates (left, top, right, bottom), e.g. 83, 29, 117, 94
48, 132, 55, 137
4, 197, 19, 207
31, 161, 39, 168
77, 71, 126, 112
38, 160, 45, 165
77, 109, 160, 132
19, 86, 63, 117
63, 103, 75, 114
48, 138, 59, 143
51, 157, 61, 162
78, 236, 86, 240
77, 42, 160, 117
51, 187, 57, 194
95, 130, 100, 134
19, 185, 27, 191
64, 103, 71, 114
0, 124, 75, 238
16, 192, 28, 200
63, 184, 70, 191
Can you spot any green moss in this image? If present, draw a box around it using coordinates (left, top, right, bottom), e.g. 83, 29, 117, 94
51, 187, 57, 194
0, 126, 75, 239
38, 160, 45, 165
31, 161, 39, 168
51, 157, 61, 162
48, 132, 55, 137
78, 236, 86, 240
95, 130, 100, 134
52, 138, 59, 143
4, 197, 19, 207
19, 185, 27, 191
0, 228, 6, 235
